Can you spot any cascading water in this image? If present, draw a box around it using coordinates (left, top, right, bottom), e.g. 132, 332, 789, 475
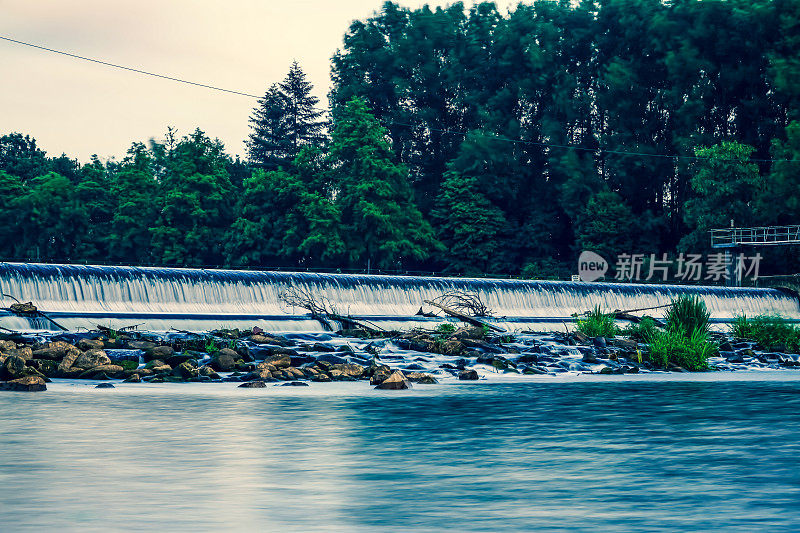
0, 262, 797, 332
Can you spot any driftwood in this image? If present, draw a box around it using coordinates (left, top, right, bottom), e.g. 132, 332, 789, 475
429, 291, 492, 317
423, 299, 505, 332
2, 294, 67, 331
279, 286, 382, 332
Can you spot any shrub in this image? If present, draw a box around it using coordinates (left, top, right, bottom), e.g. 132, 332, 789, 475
730, 314, 800, 352
435, 323, 456, 335
665, 295, 710, 337
646, 327, 716, 371
576, 306, 619, 337
624, 316, 659, 342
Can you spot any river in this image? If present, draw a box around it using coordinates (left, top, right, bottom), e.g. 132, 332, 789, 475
2, 373, 800, 531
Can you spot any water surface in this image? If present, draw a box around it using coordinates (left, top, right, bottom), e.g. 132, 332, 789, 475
2, 374, 800, 532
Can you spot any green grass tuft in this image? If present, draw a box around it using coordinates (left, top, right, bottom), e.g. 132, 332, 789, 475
731, 314, 800, 352
665, 295, 710, 338
576, 306, 619, 337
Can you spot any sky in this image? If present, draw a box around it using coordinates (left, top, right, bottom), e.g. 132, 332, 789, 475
1, 0, 513, 162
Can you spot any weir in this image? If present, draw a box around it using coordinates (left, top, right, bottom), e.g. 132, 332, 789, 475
0, 262, 798, 332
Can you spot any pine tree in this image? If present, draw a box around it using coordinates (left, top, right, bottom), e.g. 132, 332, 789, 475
247, 85, 292, 170
247, 62, 326, 171
330, 97, 440, 270
280, 61, 326, 153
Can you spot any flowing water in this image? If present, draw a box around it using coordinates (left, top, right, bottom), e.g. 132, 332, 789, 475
1, 263, 797, 332
2, 374, 800, 532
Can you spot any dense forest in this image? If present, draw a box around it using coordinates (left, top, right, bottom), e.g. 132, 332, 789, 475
1, 0, 799, 279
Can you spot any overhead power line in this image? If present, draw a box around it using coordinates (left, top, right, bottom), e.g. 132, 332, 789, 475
2, 34, 799, 163
0, 35, 260, 98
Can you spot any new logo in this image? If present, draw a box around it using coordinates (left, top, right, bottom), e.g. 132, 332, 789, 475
578, 251, 608, 282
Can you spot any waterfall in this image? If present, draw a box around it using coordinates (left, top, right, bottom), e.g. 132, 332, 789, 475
0, 262, 797, 332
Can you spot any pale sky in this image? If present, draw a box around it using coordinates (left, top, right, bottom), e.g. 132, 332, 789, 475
1, 0, 513, 162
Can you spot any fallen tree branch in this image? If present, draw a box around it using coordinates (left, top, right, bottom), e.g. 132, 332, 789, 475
429, 290, 493, 317
423, 299, 505, 332
279, 286, 382, 332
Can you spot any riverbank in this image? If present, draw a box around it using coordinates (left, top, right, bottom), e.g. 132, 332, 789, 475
2, 323, 800, 392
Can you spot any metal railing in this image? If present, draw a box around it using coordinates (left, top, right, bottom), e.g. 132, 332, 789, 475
710, 225, 800, 248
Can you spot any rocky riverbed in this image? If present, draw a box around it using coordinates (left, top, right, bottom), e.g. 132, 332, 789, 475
1, 325, 799, 392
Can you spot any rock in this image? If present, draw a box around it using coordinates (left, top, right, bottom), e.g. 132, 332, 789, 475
198, 366, 221, 379
315, 353, 348, 366
262, 354, 291, 369
330, 363, 366, 378
10, 302, 37, 314
30, 359, 59, 377
522, 366, 548, 375
146, 345, 174, 360
238, 381, 267, 388
3, 346, 33, 361
78, 364, 124, 379
581, 352, 599, 364
1, 355, 27, 380
598, 366, 614, 375
172, 361, 198, 379
374, 370, 412, 390
458, 369, 479, 380
77, 338, 105, 351
311, 373, 332, 382
249, 334, 294, 347
280, 381, 309, 386
609, 338, 637, 351
95, 383, 115, 389
150, 365, 172, 374
0, 375, 46, 391
369, 365, 392, 385
0, 340, 17, 352
406, 372, 438, 384
32, 341, 80, 361
73, 349, 112, 370
725, 353, 745, 364
572, 331, 590, 344
127, 340, 157, 351
123, 374, 141, 383
592, 337, 607, 348
211, 350, 236, 371
58, 348, 82, 372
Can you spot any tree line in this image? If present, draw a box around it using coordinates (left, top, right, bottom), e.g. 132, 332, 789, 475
1, 0, 799, 277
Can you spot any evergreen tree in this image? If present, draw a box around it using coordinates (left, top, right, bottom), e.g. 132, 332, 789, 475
0, 171, 26, 258
150, 130, 235, 266
247, 85, 292, 170
248, 62, 325, 170
330, 97, 440, 270
108, 143, 160, 264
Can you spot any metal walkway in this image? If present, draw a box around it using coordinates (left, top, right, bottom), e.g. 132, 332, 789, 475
710, 225, 800, 248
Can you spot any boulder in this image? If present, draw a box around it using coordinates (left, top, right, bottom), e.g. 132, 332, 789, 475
172, 361, 198, 380
315, 353, 348, 366
32, 341, 80, 361
95, 383, 115, 389
369, 364, 393, 385
78, 364, 124, 379
3, 346, 33, 361
311, 373, 331, 382
280, 381, 309, 386
198, 366, 221, 379
262, 354, 291, 369
127, 340, 157, 351
123, 374, 141, 383
1, 355, 27, 380
609, 338, 637, 351
146, 345, 174, 360
76, 338, 105, 351
58, 348, 82, 372
238, 381, 267, 388
30, 359, 59, 377
0, 375, 46, 392
331, 363, 366, 379
458, 369, 479, 381
0, 340, 17, 352
73, 349, 112, 370
248, 334, 294, 347
405, 372, 438, 384
210, 350, 237, 372
374, 370, 412, 390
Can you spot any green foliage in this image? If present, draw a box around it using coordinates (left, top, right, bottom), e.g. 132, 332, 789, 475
330, 97, 441, 270
575, 191, 635, 263
119, 360, 139, 371
576, 306, 619, 338
204, 337, 219, 355
665, 296, 710, 338
435, 323, 456, 335
624, 316, 660, 342
646, 327, 716, 371
731, 315, 800, 352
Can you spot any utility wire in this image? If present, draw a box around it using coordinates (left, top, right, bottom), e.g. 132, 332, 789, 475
2, 34, 799, 163
0, 35, 260, 98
